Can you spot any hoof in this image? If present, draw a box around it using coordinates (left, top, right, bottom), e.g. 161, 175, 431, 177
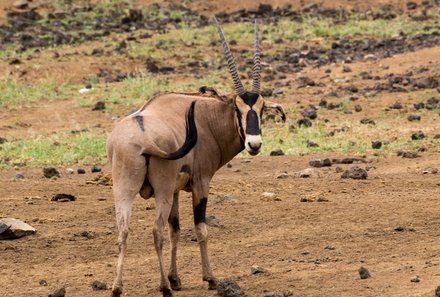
168, 276, 182, 291
160, 287, 173, 297
203, 277, 218, 290
111, 287, 122, 297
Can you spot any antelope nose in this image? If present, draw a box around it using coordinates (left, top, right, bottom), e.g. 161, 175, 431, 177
248, 141, 262, 151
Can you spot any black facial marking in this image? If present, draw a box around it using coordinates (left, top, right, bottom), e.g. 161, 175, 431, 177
238, 92, 259, 107
235, 107, 245, 141
193, 197, 207, 225
135, 115, 144, 131
180, 165, 191, 174
246, 110, 261, 135
169, 216, 180, 231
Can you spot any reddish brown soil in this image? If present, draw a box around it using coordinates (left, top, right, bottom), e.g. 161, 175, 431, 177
1, 1, 440, 297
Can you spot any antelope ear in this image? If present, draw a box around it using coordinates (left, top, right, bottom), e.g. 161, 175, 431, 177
263, 101, 286, 122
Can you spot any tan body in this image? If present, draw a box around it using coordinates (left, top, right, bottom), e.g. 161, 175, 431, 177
107, 93, 243, 296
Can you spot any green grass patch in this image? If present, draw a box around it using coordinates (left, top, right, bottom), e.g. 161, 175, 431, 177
0, 130, 107, 168
0, 79, 79, 107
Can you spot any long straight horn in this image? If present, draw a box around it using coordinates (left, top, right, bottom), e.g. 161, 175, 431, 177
251, 19, 261, 94
214, 16, 245, 96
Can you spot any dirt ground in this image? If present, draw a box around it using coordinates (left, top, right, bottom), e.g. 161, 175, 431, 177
1, 0, 440, 297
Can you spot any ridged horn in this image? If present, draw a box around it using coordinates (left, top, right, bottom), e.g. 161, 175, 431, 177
214, 16, 246, 96
251, 19, 261, 94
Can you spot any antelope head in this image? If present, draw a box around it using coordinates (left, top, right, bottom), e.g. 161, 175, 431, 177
214, 17, 284, 156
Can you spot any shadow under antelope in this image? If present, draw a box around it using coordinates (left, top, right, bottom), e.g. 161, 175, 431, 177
107, 17, 286, 297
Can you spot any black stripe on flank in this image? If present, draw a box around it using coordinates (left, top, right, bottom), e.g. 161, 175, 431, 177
135, 115, 145, 131
166, 101, 198, 160
246, 110, 261, 135
194, 197, 207, 225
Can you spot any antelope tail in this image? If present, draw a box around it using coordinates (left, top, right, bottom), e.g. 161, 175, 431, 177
165, 101, 198, 160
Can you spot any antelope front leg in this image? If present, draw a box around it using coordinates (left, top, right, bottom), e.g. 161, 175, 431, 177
193, 193, 217, 290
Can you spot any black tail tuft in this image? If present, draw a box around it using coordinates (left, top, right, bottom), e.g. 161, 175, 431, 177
166, 101, 198, 160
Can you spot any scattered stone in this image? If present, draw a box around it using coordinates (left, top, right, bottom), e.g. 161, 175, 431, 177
390, 101, 403, 109
217, 279, 244, 297
86, 173, 112, 186
317, 196, 329, 202
422, 167, 438, 174
92, 100, 105, 111
260, 88, 273, 97
48, 287, 65, 297
0, 218, 36, 240
39, 279, 48, 286
276, 172, 289, 179
263, 291, 293, 297
297, 118, 312, 127
309, 158, 332, 168
251, 265, 268, 274
91, 165, 101, 173
411, 131, 425, 140
397, 150, 420, 158
261, 192, 279, 201
297, 76, 315, 88
51, 193, 76, 202
43, 167, 60, 178
300, 197, 314, 202
341, 166, 368, 180
413, 102, 425, 110
15, 172, 25, 179
75, 230, 94, 239
298, 168, 320, 178
206, 215, 221, 227
270, 149, 284, 156
371, 141, 382, 149
301, 106, 317, 119
407, 1, 417, 9
434, 134, 440, 140
91, 280, 107, 291
335, 166, 344, 173
324, 244, 336, 250
65, 168, 74, 175
360, 118, 375, 125
342, 65, 352, 73
305, 140, 319, 148
215, 195, 239, 204
0, 137, 7, 144
411, 276, 420, 283
77, 168, 86, 174
354, 105, 362, 112
407, 115, 421, 122
359, 267, 371, 279
394, 226, 405, 232
435, 285, 440, 297
13, 0, 29, 9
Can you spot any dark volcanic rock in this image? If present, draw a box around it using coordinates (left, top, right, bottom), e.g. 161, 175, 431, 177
0, 137, 7, 144
270, 149, 285, 156
297, 118, 312, 127
371, 141, 382, 149
92, 100, 105, 111
354, 105, 363, 112
51, 193, 76, 202
341, 166, 368, 179
309, 158, 332, 168
297, 76, 316, 87
77, 168, 86, 174
359, 267, 371, 279
411, 131, 425, 140
48, 287, 65, 297
390, 101, 403, 109
413, 102, 425, 110
407, 114, 421, 122
301, 106, 317, 119
91, 165, 102, 173
360, 118, 375, 125
43, 167, 60, 178
91, 280, 107, 291
217, 279, 244, 297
